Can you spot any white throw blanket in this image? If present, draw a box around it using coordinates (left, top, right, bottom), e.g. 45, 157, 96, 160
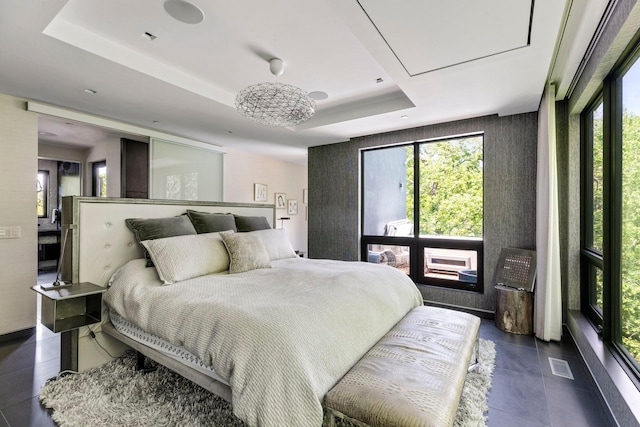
104, 257, 423, 427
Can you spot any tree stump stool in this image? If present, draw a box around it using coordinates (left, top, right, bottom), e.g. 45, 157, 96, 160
495, 285, 533, 335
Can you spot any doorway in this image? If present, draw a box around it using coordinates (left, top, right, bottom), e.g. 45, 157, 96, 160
37, 159, 82, 285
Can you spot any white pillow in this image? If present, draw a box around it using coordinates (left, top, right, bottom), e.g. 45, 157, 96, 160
142, 232, 229, 285
250, 228, 298, 261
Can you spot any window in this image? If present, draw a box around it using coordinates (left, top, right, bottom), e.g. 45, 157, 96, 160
581, 100, 604, 322
620, 57, 640, 369
361, 135, 484, 292
417, 138, 483, 238
92, 161, 107, 197
581, 41, 640, 380
37, 170, 48, 217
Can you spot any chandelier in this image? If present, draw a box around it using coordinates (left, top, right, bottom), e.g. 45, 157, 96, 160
235, 58, 315, 127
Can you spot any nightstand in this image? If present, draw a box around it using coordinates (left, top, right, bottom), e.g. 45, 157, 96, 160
31, 282, 106, 333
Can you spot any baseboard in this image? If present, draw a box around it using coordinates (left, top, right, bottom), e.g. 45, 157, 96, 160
423, 300, 494, 320
0, 326, 35, 343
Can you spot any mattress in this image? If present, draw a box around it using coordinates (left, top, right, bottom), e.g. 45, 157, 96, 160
108, 309, 229, 385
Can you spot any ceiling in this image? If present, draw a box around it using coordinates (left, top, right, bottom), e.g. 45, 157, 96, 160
0, 0, 607, 164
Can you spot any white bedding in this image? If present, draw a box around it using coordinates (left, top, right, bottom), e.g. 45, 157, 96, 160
104, 257, 423, 427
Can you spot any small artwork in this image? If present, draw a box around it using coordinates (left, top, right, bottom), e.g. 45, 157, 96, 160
275, 193, 286, 209
254, 183, 267, 202
288, 199, 298, 215
303, 188, 308, 204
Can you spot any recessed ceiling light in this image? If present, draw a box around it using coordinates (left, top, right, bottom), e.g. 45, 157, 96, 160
226, 130, 233, 134
401, 115, 408, 119
376, 78, 384, 83
38, 131, 57, 137
164, 0, 205, 24
152, 120, 161, 124
309, 91, 329, 101
142, 32, 157, 41
84, 88, 97, 94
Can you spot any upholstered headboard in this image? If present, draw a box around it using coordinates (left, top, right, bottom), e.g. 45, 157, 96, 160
61, 196, 275, 288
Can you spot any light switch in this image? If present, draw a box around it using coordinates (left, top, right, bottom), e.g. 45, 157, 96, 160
0, 226, 20, 239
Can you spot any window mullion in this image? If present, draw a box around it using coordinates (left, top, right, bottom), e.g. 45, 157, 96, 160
413, 143, 420, 239
602, 76, 623, 343
413, 143, 421, 280
612, 76, 623, 346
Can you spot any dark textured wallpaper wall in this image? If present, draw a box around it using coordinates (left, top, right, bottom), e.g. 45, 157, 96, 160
308, 112, 538, 312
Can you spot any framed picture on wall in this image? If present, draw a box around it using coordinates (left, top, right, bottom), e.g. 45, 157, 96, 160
275, 193, 286, 209
288, 199, 298, 215
254, 183, 267, 202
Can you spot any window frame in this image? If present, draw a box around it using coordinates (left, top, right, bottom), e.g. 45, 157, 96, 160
580, 36, 640, 383
360, 134, 484, 293
611, 49, 640, 378
92, 161, 107, 198
581, 95, 605, 327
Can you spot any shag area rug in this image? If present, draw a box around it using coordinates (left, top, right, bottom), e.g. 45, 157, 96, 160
40, 339, 496, 427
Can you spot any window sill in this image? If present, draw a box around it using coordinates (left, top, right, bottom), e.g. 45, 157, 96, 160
567, 310, 640, 426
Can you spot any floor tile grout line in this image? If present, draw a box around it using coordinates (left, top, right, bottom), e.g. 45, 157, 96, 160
0, 409, 8, 427
536, 343, 556, 427
0, 354, 60, 379
488, 333, 553, 426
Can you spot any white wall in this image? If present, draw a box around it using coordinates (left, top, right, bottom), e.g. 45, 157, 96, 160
0, 93, 38, 335
224, 147, 308, 253
85, 136, 122, 197
39, 142, 88, 164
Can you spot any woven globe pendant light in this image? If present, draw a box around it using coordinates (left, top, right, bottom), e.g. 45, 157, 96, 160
235, 58, 315, 127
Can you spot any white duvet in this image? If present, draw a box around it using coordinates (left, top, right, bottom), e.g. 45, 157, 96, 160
104, 257, 423, 427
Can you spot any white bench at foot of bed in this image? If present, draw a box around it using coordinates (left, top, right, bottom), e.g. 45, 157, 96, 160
324, 306, 481, 427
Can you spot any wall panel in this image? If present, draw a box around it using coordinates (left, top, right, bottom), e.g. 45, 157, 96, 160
0, 93, 38, 335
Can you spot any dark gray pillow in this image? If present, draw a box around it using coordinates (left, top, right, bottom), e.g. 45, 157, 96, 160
186, 210, 237, 234
125, 215, 197, 266
234, 215, 271, 232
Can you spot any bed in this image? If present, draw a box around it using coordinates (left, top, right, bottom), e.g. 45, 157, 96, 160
61, 196, 423, 427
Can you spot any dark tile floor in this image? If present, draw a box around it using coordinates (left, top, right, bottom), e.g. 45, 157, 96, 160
0, 324, 59, 427
480, 320, 616, 427
0, 311, 617, 426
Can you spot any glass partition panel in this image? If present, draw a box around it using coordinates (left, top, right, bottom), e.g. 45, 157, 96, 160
150, 138, 223, 201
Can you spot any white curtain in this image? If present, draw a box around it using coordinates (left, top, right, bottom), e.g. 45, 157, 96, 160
535, 83, 562, 342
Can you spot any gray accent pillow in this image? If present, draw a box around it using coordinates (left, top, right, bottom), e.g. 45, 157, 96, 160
220, 230, 271, 274
186, 210, 237, 234
125, 215, 197, 266
234, 215, 271, 232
